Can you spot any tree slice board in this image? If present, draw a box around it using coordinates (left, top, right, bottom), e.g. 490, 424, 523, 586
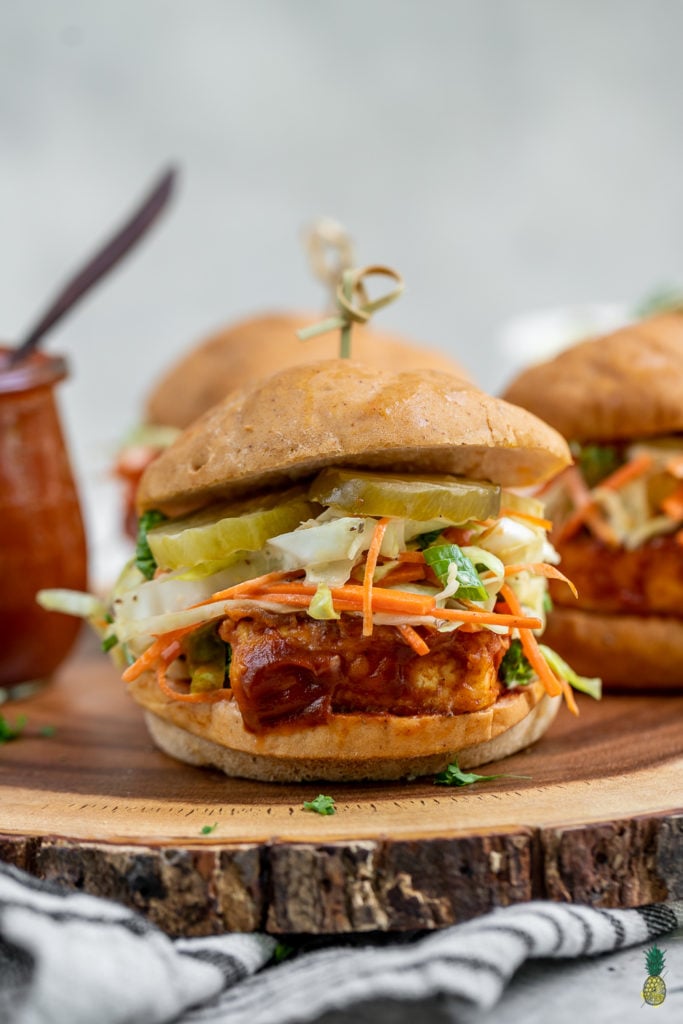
0, 637, 681, 936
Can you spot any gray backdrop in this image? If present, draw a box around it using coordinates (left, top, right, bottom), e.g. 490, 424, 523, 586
2, 1, 682, 575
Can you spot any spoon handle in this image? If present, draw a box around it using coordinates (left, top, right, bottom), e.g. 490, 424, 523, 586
9, 166, 177, 366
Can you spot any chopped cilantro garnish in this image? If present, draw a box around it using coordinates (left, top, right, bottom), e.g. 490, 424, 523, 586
434, 759, 530, 787
273, 941, 295, 963
543, 592, 554, 614
415, 529, 443, 550
0, 713, 27, 744
571, 442, 622, 489
102, 634, 118, 653
39, 725, 57, 738
200, 823, 218, 835
423, 544, 488, 601
499, 639, 534, 688
303, 794, 336, 815
135, 509, 167, 580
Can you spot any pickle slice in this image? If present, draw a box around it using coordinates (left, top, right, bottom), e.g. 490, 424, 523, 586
309, 468, 500, 524
147, 487, 319, 570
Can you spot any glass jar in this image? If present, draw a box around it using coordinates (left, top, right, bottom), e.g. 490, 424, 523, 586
0, 348, 88, 691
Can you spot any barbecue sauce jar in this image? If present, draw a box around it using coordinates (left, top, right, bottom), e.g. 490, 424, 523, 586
0, 348, 87, 691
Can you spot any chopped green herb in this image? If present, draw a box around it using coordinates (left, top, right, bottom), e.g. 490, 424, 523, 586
135, 509, 168, 580
543, 591, 554, 614
101, 634, 118, 653
273, 941, 295, 963
423, 544, 488, 601
414, 528, 444, 550
303, 794, 336, 815
571, 442, 622, 489
200, 823, 218, 835
39, 725, 57, 738
434, 759, 530, 787
635, 285, 683, 319
0, 714, 27, 744
499, 639, 534, 688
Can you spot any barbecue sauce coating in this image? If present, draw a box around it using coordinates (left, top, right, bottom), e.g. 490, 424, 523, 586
219, 612, 507, 732
552, 534, 683, 616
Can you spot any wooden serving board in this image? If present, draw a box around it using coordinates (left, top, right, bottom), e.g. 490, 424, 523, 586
0, 634, 681, 936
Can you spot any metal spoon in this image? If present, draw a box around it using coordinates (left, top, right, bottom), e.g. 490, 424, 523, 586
6, 165, 178, 367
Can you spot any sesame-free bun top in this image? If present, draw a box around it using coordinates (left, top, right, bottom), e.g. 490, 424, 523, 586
145, 311, 467, 431
502, 312, 683, 442
138, 359, 571, 514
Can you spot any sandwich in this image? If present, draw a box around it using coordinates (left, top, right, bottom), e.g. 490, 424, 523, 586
86, 358, 596, 782
502, 311, 683, 689
115, 312, 465, 535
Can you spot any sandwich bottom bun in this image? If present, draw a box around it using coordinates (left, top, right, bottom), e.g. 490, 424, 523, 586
542, 607, 683, 691
128, 674, 559, 782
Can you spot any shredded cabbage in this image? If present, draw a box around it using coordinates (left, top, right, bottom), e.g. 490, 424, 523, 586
308, 584, 340, 620
539, 644, 602, 700
268, 516, 374, 571
36, 589, 106, 625
478, 517, 546, 565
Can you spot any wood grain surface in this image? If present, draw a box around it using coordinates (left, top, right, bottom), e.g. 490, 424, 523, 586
0, 634, 681, 935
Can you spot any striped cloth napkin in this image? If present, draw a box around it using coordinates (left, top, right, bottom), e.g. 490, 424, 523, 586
1, 862, 681, 1024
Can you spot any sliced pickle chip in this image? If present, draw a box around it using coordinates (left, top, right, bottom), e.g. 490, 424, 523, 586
309, 468, 500, 524
147, 487, 319, 570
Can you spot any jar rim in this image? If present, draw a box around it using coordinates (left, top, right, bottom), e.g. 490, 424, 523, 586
0, 348, 68, 393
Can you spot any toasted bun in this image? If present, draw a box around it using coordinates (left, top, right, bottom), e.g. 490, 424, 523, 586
542, 606, 683, 690
145, 312, 467, 431
502, 312, 683, 441
138, 360, 571, 514
128, 673, 559, 781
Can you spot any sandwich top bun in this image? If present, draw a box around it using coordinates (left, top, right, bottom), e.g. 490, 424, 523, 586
138, 359, 571, 515
502, 312, 683, 442
145, 311, 467, 432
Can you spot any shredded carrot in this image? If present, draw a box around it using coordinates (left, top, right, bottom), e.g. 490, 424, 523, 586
554, 505, 592, 544
555, 500, 619, 547
155, 662, 233, 704
207, 570, 304, 604
251, 580, 542, 628
600, 452, 653, 492
503, 563, 578, 598
363, 517, 390, 637
378, 564, 427, 587
661, 482, 683, 520
121, 624, 199, 683
433, 606, 542, 629
500, 508, 553, 531
396, 624, 430, 656
397, 551, 426, 563
258, 582, 435, 617
500, 583, 577, 714
441, 526, 476, 545
666, 454, 683, 479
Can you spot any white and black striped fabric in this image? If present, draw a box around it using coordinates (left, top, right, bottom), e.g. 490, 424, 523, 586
1, 862, 681, 1024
